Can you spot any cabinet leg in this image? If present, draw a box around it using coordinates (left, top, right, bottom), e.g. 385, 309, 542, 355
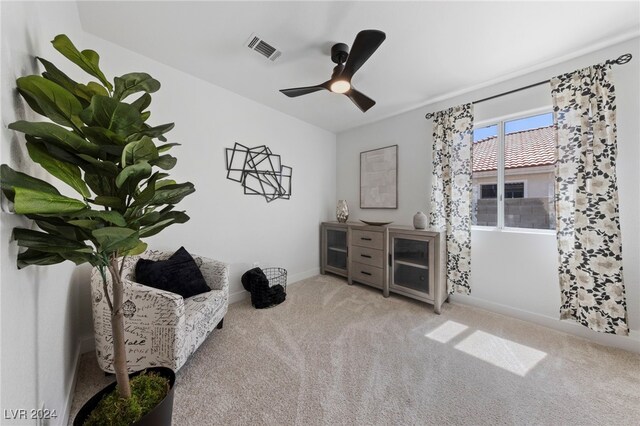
434, 305, 441, 315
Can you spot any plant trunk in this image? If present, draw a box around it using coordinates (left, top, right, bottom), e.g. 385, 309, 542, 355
108, 256, 131, 399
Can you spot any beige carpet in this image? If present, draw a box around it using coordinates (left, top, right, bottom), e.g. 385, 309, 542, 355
70, 274, 640, 425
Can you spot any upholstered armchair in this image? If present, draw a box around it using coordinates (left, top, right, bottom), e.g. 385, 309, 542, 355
90, 250, 229, 373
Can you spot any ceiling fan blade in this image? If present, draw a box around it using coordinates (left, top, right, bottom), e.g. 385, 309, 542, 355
342, 30, 386, 80
345, 88, 376, 112
279, 81, 330, 98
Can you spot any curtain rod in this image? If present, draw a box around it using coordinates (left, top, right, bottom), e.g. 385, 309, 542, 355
424, 53, 633, 119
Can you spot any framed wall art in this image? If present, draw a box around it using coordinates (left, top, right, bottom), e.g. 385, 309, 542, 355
360, 144, 397, 209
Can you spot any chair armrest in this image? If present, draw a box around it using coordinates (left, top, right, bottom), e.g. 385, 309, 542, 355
91, 267, 187, 372
192, 255, 229, 294
91, 268, 185, 323
122, 279, 185, 316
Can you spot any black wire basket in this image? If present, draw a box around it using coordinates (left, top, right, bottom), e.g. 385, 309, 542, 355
263, 267, 287, 293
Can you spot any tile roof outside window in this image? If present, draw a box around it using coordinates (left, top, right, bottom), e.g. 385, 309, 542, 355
473, 125, 556, 172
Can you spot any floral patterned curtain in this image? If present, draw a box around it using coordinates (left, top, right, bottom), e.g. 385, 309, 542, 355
551, 64, 628, 335
429, 103, 474, 295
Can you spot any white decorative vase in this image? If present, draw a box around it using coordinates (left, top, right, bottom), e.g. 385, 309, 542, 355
413, 211, 427, 229
336, 200, 349, 223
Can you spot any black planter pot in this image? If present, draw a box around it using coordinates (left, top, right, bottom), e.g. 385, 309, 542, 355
73, 367, 176, 426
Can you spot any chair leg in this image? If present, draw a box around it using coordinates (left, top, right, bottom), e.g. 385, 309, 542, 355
216, 318, 224, 329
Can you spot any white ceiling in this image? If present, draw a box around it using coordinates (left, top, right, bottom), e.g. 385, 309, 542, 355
77, 1, 640, 134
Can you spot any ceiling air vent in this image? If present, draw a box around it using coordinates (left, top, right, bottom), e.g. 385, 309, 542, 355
246, 33, 282, 61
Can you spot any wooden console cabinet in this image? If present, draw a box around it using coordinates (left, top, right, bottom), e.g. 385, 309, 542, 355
320, 222, 446, 313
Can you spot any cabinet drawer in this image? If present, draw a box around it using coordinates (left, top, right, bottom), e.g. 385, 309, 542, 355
352, 229, 384, 249
351, 245, 384, 268
351, 262, 383, 288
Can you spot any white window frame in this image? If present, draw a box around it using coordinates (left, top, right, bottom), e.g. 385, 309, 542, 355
472, 106, 555, 234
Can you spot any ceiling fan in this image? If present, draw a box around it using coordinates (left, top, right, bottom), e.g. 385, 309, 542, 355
279, 29, 386, 113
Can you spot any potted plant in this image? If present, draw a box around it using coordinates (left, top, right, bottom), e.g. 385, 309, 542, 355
1, 34, 195, 425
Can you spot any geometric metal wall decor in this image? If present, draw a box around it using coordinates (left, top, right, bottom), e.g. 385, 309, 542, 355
225, 142, 292, 202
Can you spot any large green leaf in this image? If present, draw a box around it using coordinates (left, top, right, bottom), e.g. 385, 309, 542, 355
84, 173, 117, 197
92, 227, 140, 253
76, 82, 109, 99
149, 182, 195, 205
17, 75, 84, 129
67, 219, 102, 230
59, 250, 99, 266
128, 122, 174, 141
155, 179, 176, 189
51, 34, 112, 91
113, 73, 160, 101
121, 137, 158, 167
37, 57, 90, 106
12, 228, 93, 253
72, 209, 126, 227
122, 241, 148, 256
137, 210, 160, 226
138, 218, 174, 238
9, 121, 100, 156
91, 196, 124, 209
25, 136, 88, 168
129, 172, 162, 207
157, 143, 181, 153
115, 161, 151, 188
33, 216, 91, 241
151, 154, 177, 170
0, 164, 60, 201
76, 155, 118, 176
13, 187, 86, 215
158, 210, 190, 224
80, 95, 144, 137
26, 141, 90, 198
130, 93, 152, 112
139, 211, 189, 237
83, 126, 127, 146
17, 249, 65, 269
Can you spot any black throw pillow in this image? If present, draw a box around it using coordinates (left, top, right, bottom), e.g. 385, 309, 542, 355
135, 247, 210, 299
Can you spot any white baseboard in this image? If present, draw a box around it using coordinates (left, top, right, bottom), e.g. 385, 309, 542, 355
229, 289, 251, 304
450, 294, 640, 353
229, 268, 320, 305
288, 267, 320, 284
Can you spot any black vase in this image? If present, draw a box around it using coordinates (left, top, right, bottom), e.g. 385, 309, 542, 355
73, 367, 176, 426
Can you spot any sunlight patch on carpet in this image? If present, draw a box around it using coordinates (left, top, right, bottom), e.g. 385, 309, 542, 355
454, 330, 547, 376
425, 320, 469, 343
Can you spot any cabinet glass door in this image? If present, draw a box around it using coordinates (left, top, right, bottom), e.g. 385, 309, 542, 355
326, 229, 347, 272
390, 236, 431, 297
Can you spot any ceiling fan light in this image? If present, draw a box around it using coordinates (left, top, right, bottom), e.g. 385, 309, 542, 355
330, 80, 351, 94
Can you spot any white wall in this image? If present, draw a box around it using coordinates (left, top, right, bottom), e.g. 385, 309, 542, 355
0, 2, 90, 424
336, 37, 640, 351
1, 1, 336, 424
78, 31, 337, 305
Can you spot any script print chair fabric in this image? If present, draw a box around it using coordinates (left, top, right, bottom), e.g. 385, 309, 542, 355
91, 250, 229, 373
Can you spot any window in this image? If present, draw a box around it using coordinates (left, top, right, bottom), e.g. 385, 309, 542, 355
472, 111, 555, 230
480, 184, 498, 199
480, 182, 524, 199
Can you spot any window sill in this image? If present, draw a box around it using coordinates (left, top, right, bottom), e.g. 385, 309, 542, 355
471, 226, 556, 236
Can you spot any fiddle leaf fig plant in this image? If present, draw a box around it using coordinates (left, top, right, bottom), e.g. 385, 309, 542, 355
1, 34, 195, 401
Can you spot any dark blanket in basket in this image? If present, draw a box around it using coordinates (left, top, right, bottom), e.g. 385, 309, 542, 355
241, 267, 286, 309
